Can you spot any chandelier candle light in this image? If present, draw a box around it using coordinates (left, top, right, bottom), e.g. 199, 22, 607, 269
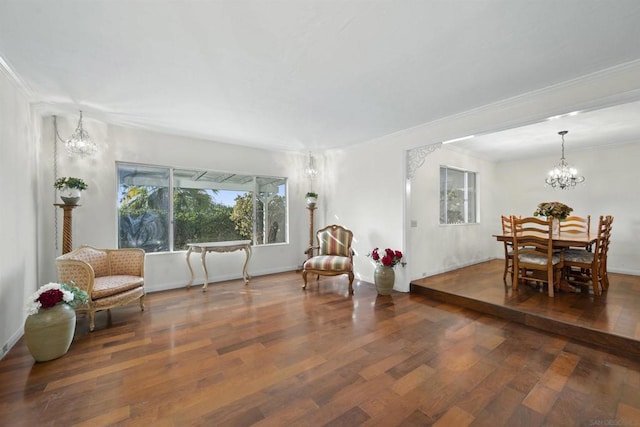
545, 130, 585, 189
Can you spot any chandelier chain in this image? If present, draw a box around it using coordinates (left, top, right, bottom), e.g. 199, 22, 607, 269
53, 116, 59, 250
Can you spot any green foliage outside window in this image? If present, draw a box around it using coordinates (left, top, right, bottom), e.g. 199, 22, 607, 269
117, 163, 287, 252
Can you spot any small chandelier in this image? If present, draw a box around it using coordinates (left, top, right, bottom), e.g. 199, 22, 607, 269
545, 130, 584, 189
64, 111, 96, 157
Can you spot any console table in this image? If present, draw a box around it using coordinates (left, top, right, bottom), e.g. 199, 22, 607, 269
185, 240, 252, 292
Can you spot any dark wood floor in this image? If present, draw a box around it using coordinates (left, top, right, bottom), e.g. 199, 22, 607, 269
2, 265, 640, 426
411, 259, 640, 357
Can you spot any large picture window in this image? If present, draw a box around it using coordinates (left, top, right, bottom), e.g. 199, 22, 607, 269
117, 163, 287, 252
439, 166, 477, 225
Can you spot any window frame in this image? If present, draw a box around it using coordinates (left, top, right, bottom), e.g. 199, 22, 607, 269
117, 161, 288, 252
439, 165, 478, 225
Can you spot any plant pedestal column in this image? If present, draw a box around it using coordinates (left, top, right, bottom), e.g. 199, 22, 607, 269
374, 265, 395, 295
24, 303, 76, 362
54, 204, 80, 254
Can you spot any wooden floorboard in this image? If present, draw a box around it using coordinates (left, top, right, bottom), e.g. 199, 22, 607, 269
411, 259, 640, 356
1, 265, 640, 426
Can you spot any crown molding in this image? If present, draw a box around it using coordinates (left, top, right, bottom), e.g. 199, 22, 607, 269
0, 54, 33, 100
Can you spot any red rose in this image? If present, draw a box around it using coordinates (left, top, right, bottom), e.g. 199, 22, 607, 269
372, 251, 379, 261
395, 250, 403, 259
37, 289, 63, 309
381, 255, 393, 266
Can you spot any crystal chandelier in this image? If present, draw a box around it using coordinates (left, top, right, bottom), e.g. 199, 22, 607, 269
64, 111, 96, 157
545, 130, 584, 189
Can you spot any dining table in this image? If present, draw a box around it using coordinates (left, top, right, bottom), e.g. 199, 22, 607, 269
494, 229, 598, 295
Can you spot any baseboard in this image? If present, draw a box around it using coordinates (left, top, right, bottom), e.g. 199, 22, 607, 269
145, 265, 301, 293
414, 257, 495, 280
1, 328, 25, 361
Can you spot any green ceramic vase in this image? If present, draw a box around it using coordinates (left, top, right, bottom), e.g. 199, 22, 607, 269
374, 265, 395, 295
24, 303, 76, 362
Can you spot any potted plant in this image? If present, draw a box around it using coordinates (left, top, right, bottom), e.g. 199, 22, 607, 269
305, 191, 318, 208
54, 177, 88, 205
533, 201, 573, 234
533, 201, 573, 220
367, 247, 406, 295
24, 282, 88, 362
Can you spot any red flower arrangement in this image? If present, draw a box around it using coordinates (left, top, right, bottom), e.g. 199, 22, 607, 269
38, 289, 65, 309
368, 247, 406, 268
26, 282, 88, 315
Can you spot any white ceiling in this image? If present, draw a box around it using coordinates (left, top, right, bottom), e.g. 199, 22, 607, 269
450, 99, 640, 162
1, 0, 640, 157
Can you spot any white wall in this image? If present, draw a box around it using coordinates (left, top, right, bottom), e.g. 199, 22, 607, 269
37, 118, 313, 293
408, 145, 497, 279
0, 67, 38, 359
322, 142, 407, 289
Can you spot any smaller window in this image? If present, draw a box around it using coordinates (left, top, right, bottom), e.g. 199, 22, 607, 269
440, 166, 477, 225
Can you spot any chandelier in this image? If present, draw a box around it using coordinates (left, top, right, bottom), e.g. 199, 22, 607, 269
545, 130, 584, 189
64, 111, 96, 157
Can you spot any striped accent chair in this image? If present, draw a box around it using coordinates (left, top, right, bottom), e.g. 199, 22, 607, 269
56, 245, 145, 331
302, 224, 354, 294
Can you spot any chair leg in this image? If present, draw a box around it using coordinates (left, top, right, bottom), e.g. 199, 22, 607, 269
139, 294, 145, 311
601, 262, 610, 291
89, 310, 96, 332
512, 268, 520, 290
302, 271, 308, 289
348, 272, 354, 295
591, 267, 601, 296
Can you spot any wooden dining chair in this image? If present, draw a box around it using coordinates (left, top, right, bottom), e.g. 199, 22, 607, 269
559, 215, 591, 250
559, 215, 590, 235
600, 215, 614, 291
563, 215, 613, 295
511, 216, 563, 297
501, 215, 520, 283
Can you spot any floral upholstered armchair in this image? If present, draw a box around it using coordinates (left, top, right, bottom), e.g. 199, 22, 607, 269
302, 224, 354, 294
56, 245, 145, 331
